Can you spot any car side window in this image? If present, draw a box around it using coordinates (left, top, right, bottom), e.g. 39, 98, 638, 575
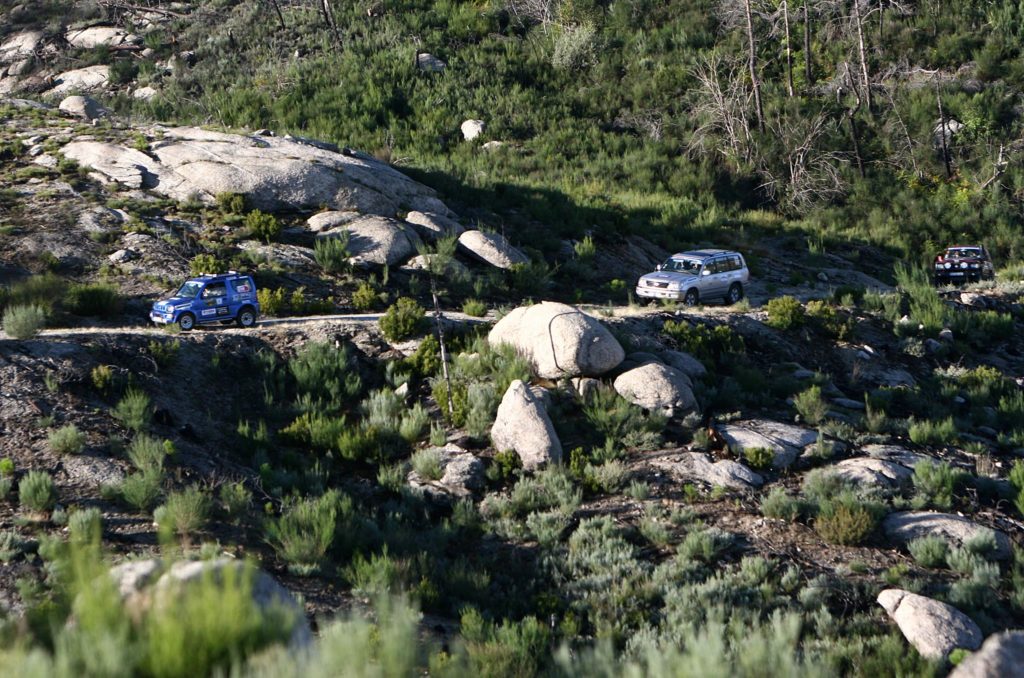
706, 258, 720, 274
202, 283, 227, 299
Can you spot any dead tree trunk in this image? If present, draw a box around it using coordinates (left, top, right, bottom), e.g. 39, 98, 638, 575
783, 1, 795, 97
319, 0, 342, 46
936, 82, 952, 179
803, 0, 813, 88
853, 0, 872, 111
841, 62, 866, 178
744, 0, 765, 131
268, 0, 286, 30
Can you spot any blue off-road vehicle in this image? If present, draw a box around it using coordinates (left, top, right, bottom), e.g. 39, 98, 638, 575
150, 272, 259, 331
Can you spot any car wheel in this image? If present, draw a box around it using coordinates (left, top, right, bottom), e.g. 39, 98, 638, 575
726, 283, 744, 305
683, 289, 699, 306
178, 313, 195, 331
236, 306, 257, 328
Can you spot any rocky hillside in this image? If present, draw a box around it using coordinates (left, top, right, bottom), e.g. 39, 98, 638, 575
3, 1, 1024, 677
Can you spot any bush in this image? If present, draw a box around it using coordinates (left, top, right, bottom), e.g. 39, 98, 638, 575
760, 488, 804, 521
48, 424, 86, 455
190, 254, 219, 276
114, 388, 152, 432
462, 299, 487, 317
678, 527, 732, 563
155, 486, 211, 543
908, 417, 958, 446
91, 364, 115, 393
765, 296, 805, 330
3, 304, 46, 339
245, 209, 281, 243
289, 341, 363, 412
64, 283, 123, 317
127, 434, 169, 474
814, 502, 875, 545
912, 460, 962, 510
265, 491, 338, 575
794, 385, 829, 426
411, 448, 444, 481
314, 235, 350, 274
743, 446, 774, 470
69, 507, 102, 544
908, 536, 949, 568
18, 470, 56, 513
379, 297, 425, 341
661, 320, 744, 366
219, 482, 251, 521
351, 281, 384, 311
120, 470, 163, 511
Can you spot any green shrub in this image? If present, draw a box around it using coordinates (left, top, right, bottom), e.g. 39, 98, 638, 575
351, 281, 384, 311
765, 296, 805, 330
912, 460, 962, 510
411, 448, 443, 481
127, 434, 169, 474
114, 388, 152, 432
379, 297, 425, 341
0, 530, 25, 562
678, 527, 732, 563
91, 364, 115, 393
190, 254, 219, 276
908, 417, 958, 446
760, 488, 804, 521
793, 385, 829, 426
265, 490, 338, 575
155, 486, 211, 543
314, 234, 350, 274
3, 304, 46, 339
68, 507, 102, 544
743, 446, 774, 470
661, 320, 744, 366
0, 458, 14, 477
216, 192, 246, 214
48, 424, 86, 455
462, 299, 487, 317
289, 340, 363, 412
148, 339, 180, 368
908, 536, 949, 568
18, 470, 56, 513
219, 482, 251, 521
64, 283, 123, 317
814, 502, 875, 545
120, 470, 163, 511
245, 209, 281, 243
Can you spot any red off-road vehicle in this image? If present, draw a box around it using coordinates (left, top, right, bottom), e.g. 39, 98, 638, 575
933, 245, 994, 285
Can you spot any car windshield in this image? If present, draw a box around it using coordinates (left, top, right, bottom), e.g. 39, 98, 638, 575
174, 281, 203, 298
660, 258, 702, 274
946, 248, 982, 259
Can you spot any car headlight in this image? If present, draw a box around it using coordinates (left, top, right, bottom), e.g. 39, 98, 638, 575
971, 263, 979, 269
960, 262, 968, 269
944, 263, 951, 269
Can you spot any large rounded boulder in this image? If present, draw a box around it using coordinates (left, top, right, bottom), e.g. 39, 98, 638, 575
491, 380, 562, 470
613, 362, 697, 418
488, 302, 625, 379
877, 589, 981, 660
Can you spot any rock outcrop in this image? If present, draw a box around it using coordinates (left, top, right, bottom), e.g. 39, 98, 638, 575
318, 215, 422, 267
717, 420, 818, 470
491, 380, 562, 470
651, 451, 763, 490
60, 126, 448, 217
46, 65, 110, 96
877, 589, 982, 659
59, 94, 110, 121
489, 302, 625, 379
457, 230, 529, 269
882, 512, 1012, 560
405, 210, 464, 239
831, 457, 914, 489
949, 631, 1024, 678
613, 362, 697, 418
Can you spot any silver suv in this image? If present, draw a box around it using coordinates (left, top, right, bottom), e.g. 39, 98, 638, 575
636, 249, 749, 305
